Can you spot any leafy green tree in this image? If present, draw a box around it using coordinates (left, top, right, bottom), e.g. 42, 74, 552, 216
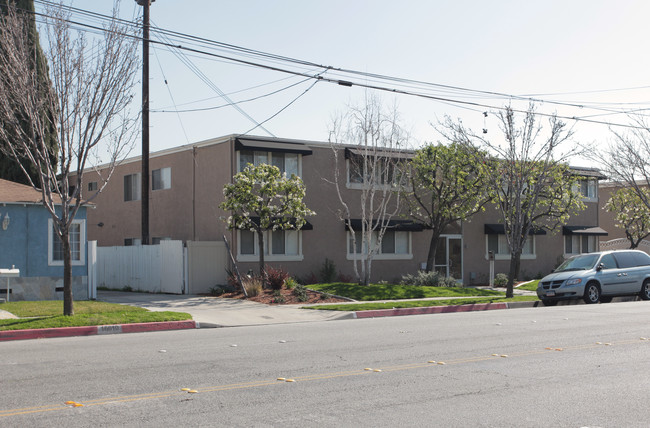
220, 163, 315, 277
405, 142, 491, 272
0, 0, 58, 184
442, 105, 585, 297
605, 187, 650, 249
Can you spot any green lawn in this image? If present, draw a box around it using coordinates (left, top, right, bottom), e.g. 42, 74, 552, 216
309, 283, 505, 301
0, 301, 192, 331
516, 280, 539, 292
304, 295, 539, 311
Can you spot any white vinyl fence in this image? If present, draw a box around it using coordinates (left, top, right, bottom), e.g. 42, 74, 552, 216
96, 240, 228, 294
600, 238, 650, 254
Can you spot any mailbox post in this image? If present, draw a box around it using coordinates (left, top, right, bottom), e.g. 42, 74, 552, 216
488, 251, 495, 287
0, 266, 19, 302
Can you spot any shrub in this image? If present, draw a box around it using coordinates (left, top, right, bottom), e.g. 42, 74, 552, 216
292, 284, 309, 302
320, 292, 333, 300
494, 273, 508, 287
319, 258, 337, 283
209, 285, 224, 296
122, 285, 133, 292
243, 277, 263, 297
285, 277, 299, 289
272, 289, 285, 304
297, 272, 318, 285
266, 266, 289, 290
400, 271, 458, 287
337, 272, 353, 283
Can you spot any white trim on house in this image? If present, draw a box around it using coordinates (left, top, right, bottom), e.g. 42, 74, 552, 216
48, 218, 86, 266
236, 229, 305, 262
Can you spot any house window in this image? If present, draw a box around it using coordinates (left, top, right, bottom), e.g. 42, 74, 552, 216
238, 229, 302, 261
573, 179, 597, 200
124, 238, 141, 246
238, 150, 301, 177
124, 173, 141, 201
486, 234, 535, 259
565, 235, 598, 255
48, 219, 85, 266
87, 181, 97, 192
347, 230, 411, 259
152, 167, 171, 190
346, 157, 405, 189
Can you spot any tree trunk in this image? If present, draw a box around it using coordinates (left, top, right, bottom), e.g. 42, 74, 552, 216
62, 231, 74, 316
426, 233, 441, 272
506, 251, 521, 299
256, 229, 265, 279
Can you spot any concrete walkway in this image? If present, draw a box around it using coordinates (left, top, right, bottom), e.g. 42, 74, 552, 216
97, 291, 355, 327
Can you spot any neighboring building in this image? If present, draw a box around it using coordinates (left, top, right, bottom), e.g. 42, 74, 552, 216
0, 179, 90, 301
76, 135, 606, 285
598, 181, 650, 253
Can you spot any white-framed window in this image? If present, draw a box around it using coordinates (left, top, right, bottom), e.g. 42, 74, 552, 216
237, 229, 303, 262
347, 230, 412, 260
238, 150, 300, 177
573, 179, 597, 201
346, 157, 408, 190
485, 234, 536, 260
124, 238, 141, 246
124, 173, 141, 201
48, 219, 86, 266
565, 235, 598, 256
152, 167, 171, 190
87, 181, 97, 192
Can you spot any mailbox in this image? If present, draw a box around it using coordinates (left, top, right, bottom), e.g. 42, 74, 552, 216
0, 267, 19, 302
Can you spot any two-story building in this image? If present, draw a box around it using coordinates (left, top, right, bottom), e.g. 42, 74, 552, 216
76, 135, 606, 285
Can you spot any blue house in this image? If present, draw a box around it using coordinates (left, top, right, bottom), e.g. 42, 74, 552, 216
0, 178, 90, 301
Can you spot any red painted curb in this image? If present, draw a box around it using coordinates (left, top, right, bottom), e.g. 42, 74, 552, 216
0, 320, 197, 342
355, 302, 508, 319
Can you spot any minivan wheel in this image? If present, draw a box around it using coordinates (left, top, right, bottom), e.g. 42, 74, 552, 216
583, 282, 600, 304
640, 280, 650, 301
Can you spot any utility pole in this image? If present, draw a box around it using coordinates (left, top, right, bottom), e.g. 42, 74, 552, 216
136, 0, 153, 245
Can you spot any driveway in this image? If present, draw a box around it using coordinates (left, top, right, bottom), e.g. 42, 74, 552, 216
97, 290, 354, 327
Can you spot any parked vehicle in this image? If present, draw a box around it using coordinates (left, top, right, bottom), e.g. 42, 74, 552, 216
537, 250, 650, 306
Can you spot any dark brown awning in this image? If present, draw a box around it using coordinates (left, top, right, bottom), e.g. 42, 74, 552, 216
484, 224, 547, 235
248, 217, 313, 230
344, 219, 426, 232
563, 226, 608, 236
344, 147, 414, 160
235, 138, 312, 155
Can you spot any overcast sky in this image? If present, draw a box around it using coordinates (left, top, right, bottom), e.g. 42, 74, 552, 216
41, 1, 650, 167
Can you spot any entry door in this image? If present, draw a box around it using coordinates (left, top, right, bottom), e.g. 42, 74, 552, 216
434, 236, 463, 282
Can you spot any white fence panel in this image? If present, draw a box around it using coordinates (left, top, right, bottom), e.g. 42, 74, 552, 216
186, 241, 229, 295
600, 238, 650, 254
97, 241, 184, 293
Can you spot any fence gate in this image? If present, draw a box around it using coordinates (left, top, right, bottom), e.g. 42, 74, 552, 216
186, 241, 228, 294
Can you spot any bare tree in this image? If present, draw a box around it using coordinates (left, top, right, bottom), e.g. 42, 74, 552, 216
328, 96, 410, 285
0, 1, 139, 315
442, 105, 585, 297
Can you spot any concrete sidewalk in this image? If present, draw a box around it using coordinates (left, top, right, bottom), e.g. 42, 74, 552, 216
97, 290, 356, 327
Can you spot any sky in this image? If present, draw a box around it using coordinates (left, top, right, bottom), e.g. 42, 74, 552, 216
35, 1, 650, 167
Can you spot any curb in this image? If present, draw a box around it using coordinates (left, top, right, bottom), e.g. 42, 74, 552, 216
0, 320, 199, 342
354, 300, 544, 318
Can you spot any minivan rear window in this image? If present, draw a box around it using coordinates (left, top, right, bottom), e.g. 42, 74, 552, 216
614, 252, 640, 268
633, 252, 650, 266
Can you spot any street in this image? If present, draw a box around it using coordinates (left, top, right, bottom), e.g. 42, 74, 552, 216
2, 302, 650, 427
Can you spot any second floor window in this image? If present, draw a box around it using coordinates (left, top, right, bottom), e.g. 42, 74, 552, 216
573, 179, 597, 200
238, 150, 299, 177
124, 173, 141, 202
152, 167, 171, 190
87, 181, 97, 192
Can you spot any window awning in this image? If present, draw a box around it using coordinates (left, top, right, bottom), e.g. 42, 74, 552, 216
562, 226, 608, 236
344, 219, 426, 232
484, 224, 547, 235
248, 217, 313, 230
235, 138, 313, 155
344, 147, 414, 160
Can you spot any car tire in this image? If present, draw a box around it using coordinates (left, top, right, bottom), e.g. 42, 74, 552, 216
583, 282, 600, 304
640, 280, 650, 301
541, 299, 558, 306
599, 296, 613, 303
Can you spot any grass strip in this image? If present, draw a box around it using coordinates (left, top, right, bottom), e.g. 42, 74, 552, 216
303, 295, 539, 311
0, 301, 191, 331
309, 283, 505, 301
516, 280, 539, 292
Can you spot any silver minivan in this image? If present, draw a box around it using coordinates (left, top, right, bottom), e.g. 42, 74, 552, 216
537, 250, 650, 306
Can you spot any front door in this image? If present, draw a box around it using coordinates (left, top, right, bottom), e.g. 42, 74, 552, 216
434, 235, 463, 282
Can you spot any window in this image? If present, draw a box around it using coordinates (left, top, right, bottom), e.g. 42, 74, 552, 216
565, 235, 597, 255
347, 230, 411, 260
238, 150, 300, 177
486, 234, 535, 260
573, 179, 597, 200
48, 219, 85, 266
238, 229, 302, 261
124, 173, 141, 201
152, 167, 171, 190
152, 237, 171, 245
124, 238, 141, 246
346, 157, 406, 189
87, 181, 97, 192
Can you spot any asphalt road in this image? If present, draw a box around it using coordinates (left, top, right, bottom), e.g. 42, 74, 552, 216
2, 302, 650, 427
